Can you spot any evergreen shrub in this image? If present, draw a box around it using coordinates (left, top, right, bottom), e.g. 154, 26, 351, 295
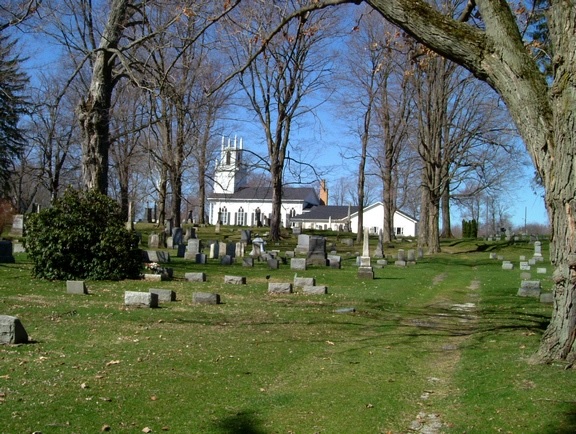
24, 189, 141, 280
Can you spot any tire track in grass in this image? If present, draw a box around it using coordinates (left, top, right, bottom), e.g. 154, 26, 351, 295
407, 278, 481, 433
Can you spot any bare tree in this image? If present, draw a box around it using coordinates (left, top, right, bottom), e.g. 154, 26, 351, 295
228, 1, 337, 241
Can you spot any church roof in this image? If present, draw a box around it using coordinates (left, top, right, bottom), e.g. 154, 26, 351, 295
208, 186, 320, 204
291, 205, 359, 221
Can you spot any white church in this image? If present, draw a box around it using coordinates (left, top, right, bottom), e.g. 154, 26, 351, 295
207, 137, 325, 228
207, 137, 418, 236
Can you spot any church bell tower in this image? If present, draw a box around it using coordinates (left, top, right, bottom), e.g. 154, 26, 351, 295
213, 136, 248, 194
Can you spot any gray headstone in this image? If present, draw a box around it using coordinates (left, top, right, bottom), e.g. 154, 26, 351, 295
394, 260, 407, 267
335, 307, 355, 314
240, 230, 252, 244
66, 280, 88, 295
0, 315, 28, 344
12, 242, 25, 253
195, 253, 207, 264
341, 238, 354, 247
149, 288, 176, 302
285, 250, 295, 258
268, 282, 293, 294
302, 285, 328, 295
209, 242, 219, 259
148, 233, 160, 249
226, 242, 236, 257
235, 242, 245, 258
292, 226, 301, 235
376, 259, 388, 266
295, 234, 310, 255
172, 227, 184, 245
0, 240, 15, 263
307, 236, 327, 266
533, 241, 543, 258
294, 277, 315, 288
143, 273, 165, 282
218, 242, 227, 258
193, 292, 221, 305
9, 214, 24, 237
186, 239, 201, 258
166, 236, 174, 249
519, 261, 531, 271
397, 249, 406, 261
517, 280, 541, 298
537, 267, 547, 274
489, 253, 497, 259
156, 251, 170, 263
221, 255, 234, 265
267, 258, 280, 269
290, 258, 307, 270
124, 291, 159, 308
185, 272, 206, 282
540, 293, 553, 304
502, 261, 514, 270
224, 275, 246, 285
357, 267, 374, 279
242, 257, 254, 267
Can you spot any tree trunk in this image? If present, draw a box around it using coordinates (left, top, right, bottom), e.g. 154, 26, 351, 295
440, 180, 453, 238
270, 165, 283, 241
77, 0, 131, 194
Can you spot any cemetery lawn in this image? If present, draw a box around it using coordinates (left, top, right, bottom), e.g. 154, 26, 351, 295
1, 237, 575, 433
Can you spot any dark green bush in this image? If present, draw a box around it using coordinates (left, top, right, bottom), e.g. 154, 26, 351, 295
24, 189, 141, 280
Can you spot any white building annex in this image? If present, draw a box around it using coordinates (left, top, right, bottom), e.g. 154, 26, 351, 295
206, 138, 325, 228
290, 203, 418, 237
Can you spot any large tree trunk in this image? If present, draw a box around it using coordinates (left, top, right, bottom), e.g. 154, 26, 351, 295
270, 165, 283, 241
77, 0, 131, 194
363, 0, 575, 363
440, 179, 453, 238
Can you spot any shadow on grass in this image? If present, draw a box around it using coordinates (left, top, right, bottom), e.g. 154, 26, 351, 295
543, 403, 576, 434
214, 410, 267, 434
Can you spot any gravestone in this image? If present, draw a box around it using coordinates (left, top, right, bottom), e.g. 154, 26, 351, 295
294, 277, 315, 288
12, 243, 25, 253
417, 248, 424, 259
285, 250, 295, 258
517, 280, 541, 298
149, 288, 176, 302
267, 258, 280, 269
195, 253, 207, 264
520, 272, 532, 280
341, 238, 354, 247
176, 244, 186, 258
166, 237, 174, 249
357, 229, 374, 279
292, 226, 301, 235
540, 293, 554, 304
374, 230, 384, 258
328, 255, 341, 269
186, 239, 201, 258
533, 241, 543, 261
172, 227, 184, 246
221, 255, 233, 265
235, 242, 245, 258
124, 291, 158, 308
502, 261, 514, 270
307, 236, 327, 266
0, 240, 15, 263
226, 243, 236, 258
144, 250, 159, 262
395, 249, 407, 267
242, 257, 254, 267
9, 214, 24, 237
209, 242, 219, 259
193, 292, 221, 304
185, 272, 206, 282
537, 267, 547, 274
218, 242, 227, 258
224, 275, 246, 285
489, 253, 497, 259
291, 258, 307, 270
0, 315, 28, 344
528, 258, 537, 265
268, 282, 293, 294
148, 233, 160, 249
407, 250, 416, 264
240, 230, 252, 244
143, 273, 165, 282
519, 261, 531, 271
295, 234, 310, 255
376, 259, 388, 266
303, 285, 328, 295
66, 281, 88, 295
156, 251, 170, 263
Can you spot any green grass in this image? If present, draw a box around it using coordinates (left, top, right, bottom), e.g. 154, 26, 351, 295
1, 232, 575, 433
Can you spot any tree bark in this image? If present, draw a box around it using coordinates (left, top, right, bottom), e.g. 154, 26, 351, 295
77, 0, 131, 194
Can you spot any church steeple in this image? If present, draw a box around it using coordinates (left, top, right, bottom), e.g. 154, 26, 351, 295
213, 136, 248, 194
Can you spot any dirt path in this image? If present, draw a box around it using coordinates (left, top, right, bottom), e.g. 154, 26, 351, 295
406, 277, 481, 433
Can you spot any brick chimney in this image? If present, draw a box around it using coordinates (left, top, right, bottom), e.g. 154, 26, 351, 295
319, 179, 328, 205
